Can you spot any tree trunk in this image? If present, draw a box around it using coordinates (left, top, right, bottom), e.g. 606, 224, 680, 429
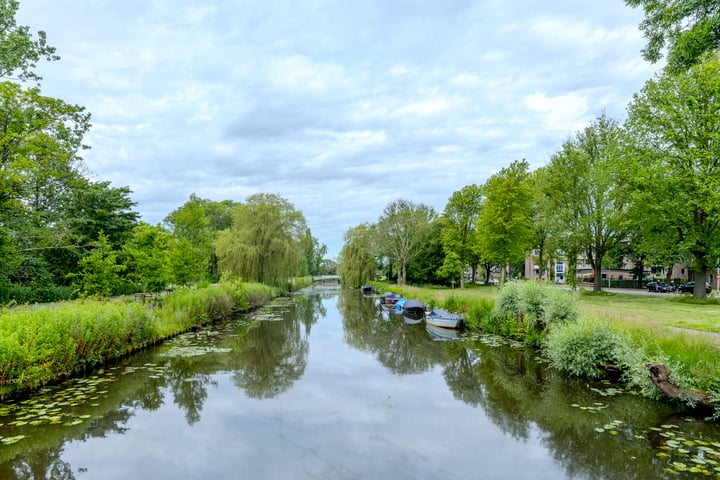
592, 253, 604, 292
646, 363, 710, 409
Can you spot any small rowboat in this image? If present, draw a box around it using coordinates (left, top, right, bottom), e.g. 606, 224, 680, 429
425, 308, 463, 329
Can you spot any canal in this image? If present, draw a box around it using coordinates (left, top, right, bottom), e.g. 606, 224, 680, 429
0, 289, 719, 479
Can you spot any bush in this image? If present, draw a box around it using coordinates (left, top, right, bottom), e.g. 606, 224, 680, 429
544, 317, 628, 377
491, 281, 579, 343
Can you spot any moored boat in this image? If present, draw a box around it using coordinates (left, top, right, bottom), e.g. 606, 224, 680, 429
400, 299, 425, 321
361, 285, 375, 296
380, 292, 403, 308
425, 308, 463, 329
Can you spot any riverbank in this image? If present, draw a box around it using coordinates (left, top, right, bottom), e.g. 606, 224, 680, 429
373, 281, 720, 416
0, 281, 279, 398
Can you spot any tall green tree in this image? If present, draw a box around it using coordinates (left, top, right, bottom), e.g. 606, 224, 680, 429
476, 160, 533, 285
407, 218, 445, 285
164, 194, 214, 283
441, 184, 483, 288
545, 114, 630, 292
375, 198, 437, 285
625, 54, 720, 298
215, 193, 309, 288
0, 82, 91, 287
337, 223, 376, 288
121, 222, 172, 292
64, 179, 138, 249
625, 0, 720, 73
121, 223, 172, 293
71, 232, 125, 297
529, 167, 559, 281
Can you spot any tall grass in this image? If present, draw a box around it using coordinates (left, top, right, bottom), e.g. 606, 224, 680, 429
0, 281, 277, 397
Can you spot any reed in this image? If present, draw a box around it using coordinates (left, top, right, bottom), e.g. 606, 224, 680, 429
0, 281, 278, 397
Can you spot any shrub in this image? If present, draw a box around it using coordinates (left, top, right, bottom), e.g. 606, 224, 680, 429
492, 281, 579, 342
544, 317, 627, 377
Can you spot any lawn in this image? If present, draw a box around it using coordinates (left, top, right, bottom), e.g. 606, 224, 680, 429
383, 282, 720, 338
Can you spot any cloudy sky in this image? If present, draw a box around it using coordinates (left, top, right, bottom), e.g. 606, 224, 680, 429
17, 0, 660, 258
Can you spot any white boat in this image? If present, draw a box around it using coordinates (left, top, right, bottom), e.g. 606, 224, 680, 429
426, 323, 461, 340
425, 308, 463, 329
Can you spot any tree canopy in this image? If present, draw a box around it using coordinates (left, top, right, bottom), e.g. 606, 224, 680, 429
337, 223, 376, 288
442, 184, 483, 288
374, 199, 437, 285
0, 0, 59, 82
545, 114, 629, 292
216, 193, 310, 288
625, 0, 720, 73
625, 54, 720, 297
476, 160, 533, 285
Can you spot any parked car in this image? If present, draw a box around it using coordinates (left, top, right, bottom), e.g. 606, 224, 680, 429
647, 281, 673, 293
677, 282, 712, 294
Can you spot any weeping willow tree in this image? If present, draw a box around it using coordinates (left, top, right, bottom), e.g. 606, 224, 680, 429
216, 193, 310, 287
337, 223, 376, 288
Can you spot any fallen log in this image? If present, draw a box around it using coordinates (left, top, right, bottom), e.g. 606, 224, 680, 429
646, 363, 710, 409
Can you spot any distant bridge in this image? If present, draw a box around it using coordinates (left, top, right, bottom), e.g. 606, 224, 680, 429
312, 275, 341, 287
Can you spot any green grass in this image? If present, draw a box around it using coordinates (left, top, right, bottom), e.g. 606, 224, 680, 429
0, 281, 279, 397
382, 282, 720, 337
577, 291, 720, 337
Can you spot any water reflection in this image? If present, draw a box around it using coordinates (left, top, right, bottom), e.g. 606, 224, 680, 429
0, 290, 719, 479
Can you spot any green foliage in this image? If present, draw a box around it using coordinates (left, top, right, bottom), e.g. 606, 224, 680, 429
625, 0, 720, 73
544, 317, 627, 377
490, 281, 579, 344
0, 0, 60, 83
374, 198, 437, 285
337, 223, 376, 288
437, 251, 463, 284
122, 223, 172, 293
625, 55, 720, 298
216, 193, 309, 288
0, 281, 278, 396
441, 184, 483, 286
406, 219, 445, 286
544, 113, 629, 292
71, 232, 125, 298
476, 160, 533, 281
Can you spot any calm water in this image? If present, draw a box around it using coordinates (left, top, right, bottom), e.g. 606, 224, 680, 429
1, 289, 719, 479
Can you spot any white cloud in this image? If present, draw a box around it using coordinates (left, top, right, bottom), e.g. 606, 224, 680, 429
524, 92, 589, 133
15, 0, 662, 257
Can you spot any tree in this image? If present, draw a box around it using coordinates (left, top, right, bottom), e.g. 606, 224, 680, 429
529, 167, 559, 281
0, 0, 60, 83
476, 160, 533, 286
406, 218, 445, 285
337, 223, 376, 288
215, 193, 309, 288
625, 0, 720, 73
0, 82, 91, 287
441, 184, 483, 288
64, 179, 139, 249
625, 54, 720, 298
71, 232, 125, 297
374, 199, 437, 285
122, 223, 172, 293
437, 251, 463, 289
545, 114, 630, 292
164, 194, 215, 283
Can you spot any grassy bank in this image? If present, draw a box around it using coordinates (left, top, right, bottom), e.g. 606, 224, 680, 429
375, 281, 720, 415
0, 281, 278, 398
